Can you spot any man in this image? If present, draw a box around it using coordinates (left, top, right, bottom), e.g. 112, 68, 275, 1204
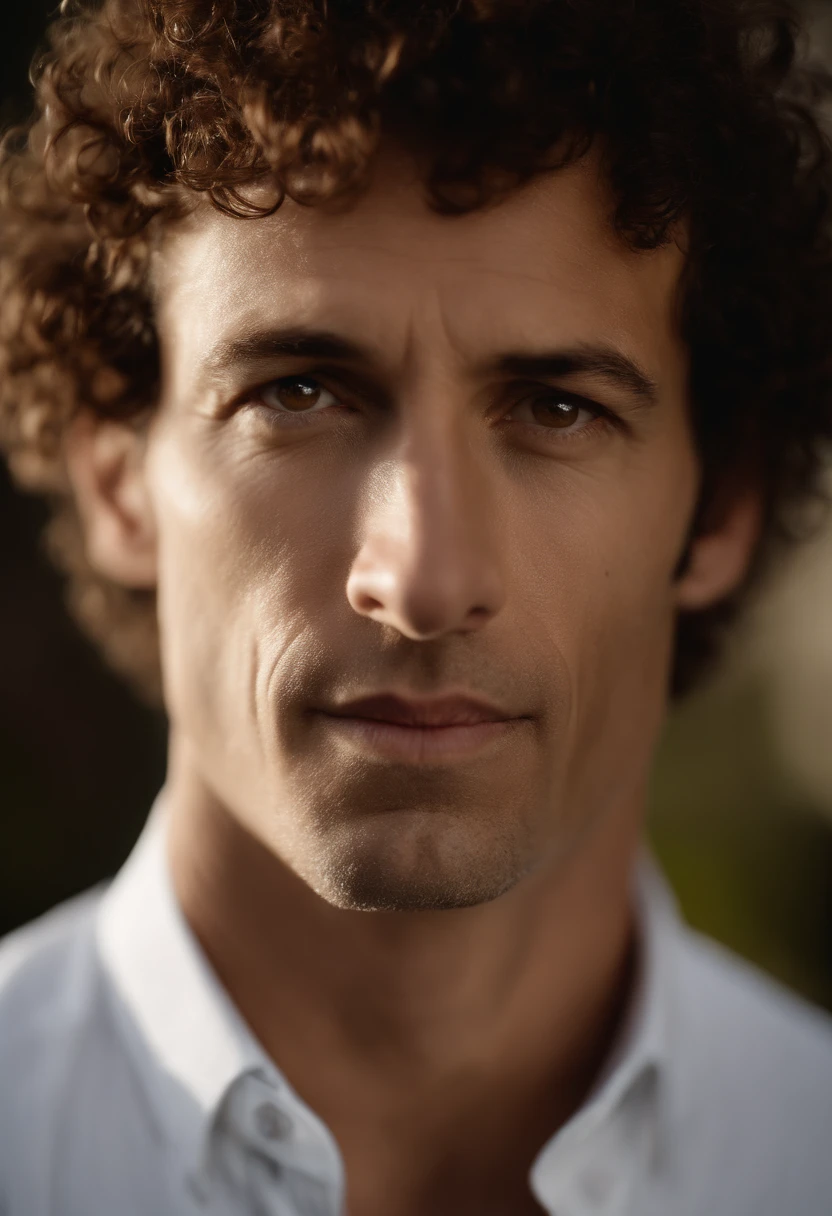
2, 0, 832, 1213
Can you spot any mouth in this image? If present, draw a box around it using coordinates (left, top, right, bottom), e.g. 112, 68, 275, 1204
317, 692, 528, 764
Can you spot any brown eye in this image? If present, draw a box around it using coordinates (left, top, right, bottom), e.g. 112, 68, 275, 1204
261, 377, 337, 413
530, 397, 582, 429
511, 390, 597, 433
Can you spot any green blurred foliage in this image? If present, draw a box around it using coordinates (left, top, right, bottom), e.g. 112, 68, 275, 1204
650, 669, 832, 1010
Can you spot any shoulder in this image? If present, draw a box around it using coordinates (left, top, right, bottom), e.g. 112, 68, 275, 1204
0, 889, 109, 1154
0, 885, 107, 1041
674, 924, 832, 1082
661, 923, 832, 1212
0, 882, 179, 1215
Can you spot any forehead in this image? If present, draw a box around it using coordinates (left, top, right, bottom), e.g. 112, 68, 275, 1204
154, 149, 686, 379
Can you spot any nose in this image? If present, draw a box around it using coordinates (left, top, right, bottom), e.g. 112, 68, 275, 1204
345, 423, 506, 641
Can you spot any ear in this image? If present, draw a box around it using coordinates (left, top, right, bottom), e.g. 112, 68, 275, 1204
673, 488, 762, 611
63, 410, 158, 589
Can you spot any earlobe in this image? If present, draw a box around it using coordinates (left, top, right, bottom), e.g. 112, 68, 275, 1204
674, 490, 762, 611
63, 410, 158, 589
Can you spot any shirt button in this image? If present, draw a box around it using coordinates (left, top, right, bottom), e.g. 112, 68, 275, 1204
254, 1101, 294, 1141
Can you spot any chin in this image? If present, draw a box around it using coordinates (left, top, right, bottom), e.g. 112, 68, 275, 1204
300, 811, 535, 913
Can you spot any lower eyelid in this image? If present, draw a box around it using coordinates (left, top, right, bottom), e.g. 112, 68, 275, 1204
249, 402, 319, 428
513, 412, 612, 444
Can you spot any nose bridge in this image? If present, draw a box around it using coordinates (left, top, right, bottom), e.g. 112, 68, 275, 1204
400, 403, 484, 549
346, 387, 506, 639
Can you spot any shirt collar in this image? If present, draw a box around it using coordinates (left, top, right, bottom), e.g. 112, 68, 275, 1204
529, 850, 677, 1213
96, 788, 678, 1209
96, 788, 271, 1186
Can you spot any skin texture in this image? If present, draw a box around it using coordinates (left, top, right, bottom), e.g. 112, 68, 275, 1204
65, 146, 759, 1215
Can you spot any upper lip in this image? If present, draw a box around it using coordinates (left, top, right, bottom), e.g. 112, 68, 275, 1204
324, 693, 516, 728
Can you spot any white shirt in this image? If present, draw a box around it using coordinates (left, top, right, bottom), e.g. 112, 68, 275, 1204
1, 789, 832, 1216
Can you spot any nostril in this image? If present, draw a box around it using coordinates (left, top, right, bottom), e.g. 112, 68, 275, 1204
355, 592, 384, 614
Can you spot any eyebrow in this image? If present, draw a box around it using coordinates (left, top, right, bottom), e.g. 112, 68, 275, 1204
201, 329, 372, 385
488, 346, 659, 408
201, 327, 660, 408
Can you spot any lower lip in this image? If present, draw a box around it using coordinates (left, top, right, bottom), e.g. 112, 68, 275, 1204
319, 715, 520, 763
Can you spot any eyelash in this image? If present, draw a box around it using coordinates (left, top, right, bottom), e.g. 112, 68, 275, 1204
248, 375, 616, 445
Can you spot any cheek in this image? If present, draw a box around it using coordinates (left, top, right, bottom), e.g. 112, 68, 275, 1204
522, 433, 695, 622
145, 425, 355, 734
539, 443, 697, 803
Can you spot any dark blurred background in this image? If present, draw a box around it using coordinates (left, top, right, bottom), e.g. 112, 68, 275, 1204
0, 4, 168, 936
2, 2, 831, 1011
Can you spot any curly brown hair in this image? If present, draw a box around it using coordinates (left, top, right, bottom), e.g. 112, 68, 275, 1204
1, 0, 832, 706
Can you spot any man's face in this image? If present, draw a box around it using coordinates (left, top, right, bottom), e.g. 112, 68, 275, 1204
145, 150, 697, 911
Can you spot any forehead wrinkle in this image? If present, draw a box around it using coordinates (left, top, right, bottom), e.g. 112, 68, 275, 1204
357, 277, 493, 393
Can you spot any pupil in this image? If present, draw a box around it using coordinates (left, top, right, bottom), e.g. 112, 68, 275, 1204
279, 378, 319, 411
533, 398, 579, 428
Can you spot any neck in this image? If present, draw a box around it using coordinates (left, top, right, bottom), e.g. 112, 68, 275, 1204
165, 731, 643, 1210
